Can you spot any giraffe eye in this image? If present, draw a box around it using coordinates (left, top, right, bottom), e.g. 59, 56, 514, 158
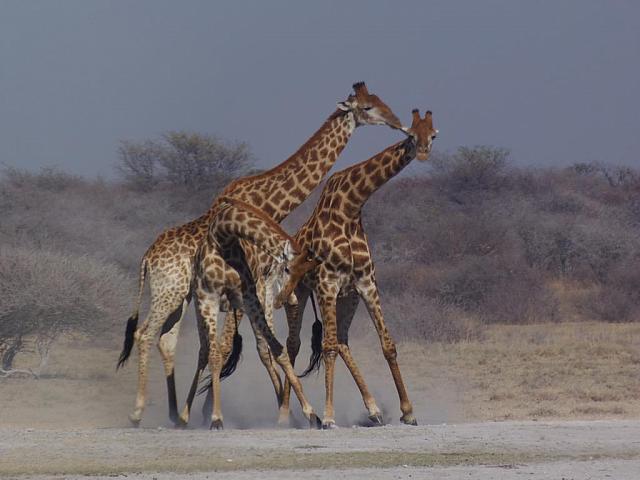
363, 106, 373, 111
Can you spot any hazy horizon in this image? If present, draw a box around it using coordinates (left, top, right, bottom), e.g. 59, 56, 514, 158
1, 1, 638, 178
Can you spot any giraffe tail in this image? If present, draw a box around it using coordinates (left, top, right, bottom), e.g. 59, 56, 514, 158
299, 293, 323, 377
196, 311, 243, 395
116, 257, 147, 370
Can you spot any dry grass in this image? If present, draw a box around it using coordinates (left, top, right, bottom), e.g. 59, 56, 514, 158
386, 322, 640, 421
1, 322, 639, 429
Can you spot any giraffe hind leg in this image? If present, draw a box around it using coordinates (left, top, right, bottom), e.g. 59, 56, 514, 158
157, 298, 188, 425
130, 295, 184, 426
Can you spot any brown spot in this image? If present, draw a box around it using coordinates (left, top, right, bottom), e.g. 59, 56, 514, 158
364, 161, 376, 174
262, 203, 276, 217
302, 177, 316, 191
249, 191, 262, 205
271, 189, 285, 206
282, 177, 295, 191
290, 187, 306, 202
324, 223, 341, 238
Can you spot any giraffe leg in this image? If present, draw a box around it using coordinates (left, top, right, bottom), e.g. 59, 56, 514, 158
157, 298, 188, 425
178, 296, 208, 426
254, 330, 283, 407
335, 291, 383, 425
278, 286, 309, 426
317, 282, 340, 429
180, 267, 245, 427
195, 283, 224, 430
356, 278, 416, 426
251, 277, 283, 409
130, 294, 184, 426
244, 291, 320, 429
193, 309, 243, 426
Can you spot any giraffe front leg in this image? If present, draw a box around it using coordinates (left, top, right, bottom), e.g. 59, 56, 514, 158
317, 282, 341, 429
336, 292, 382, 425
157, 298, 188, 426
357, 279, 416, 426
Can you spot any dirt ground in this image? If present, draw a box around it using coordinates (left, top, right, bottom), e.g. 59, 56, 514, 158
1, 421, 639, 479
1, 320, 639, 478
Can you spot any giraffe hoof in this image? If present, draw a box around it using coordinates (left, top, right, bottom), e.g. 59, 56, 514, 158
309, 413, 322, 430
210, 419, 224, 430
401, 414, 418, 426
277, 411, 292, 428
322, 420, 337, 430
368, 413, 384, 426
174, 417, 188, 429
128, 416, 141, 428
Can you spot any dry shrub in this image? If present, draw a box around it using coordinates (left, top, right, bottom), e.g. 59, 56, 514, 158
382, 293, 482, 343
577, 261, 640, 322
0, 246, 131, 373
426, 256, 558, 324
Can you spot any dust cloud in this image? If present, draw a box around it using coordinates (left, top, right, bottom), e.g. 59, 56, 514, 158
161, 304, 461, 430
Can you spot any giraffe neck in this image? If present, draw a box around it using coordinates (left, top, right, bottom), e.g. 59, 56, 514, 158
339, 138, 415, 217
213, 109, 356, 223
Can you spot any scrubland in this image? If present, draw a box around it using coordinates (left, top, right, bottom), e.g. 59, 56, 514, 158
1, 142, 639, 428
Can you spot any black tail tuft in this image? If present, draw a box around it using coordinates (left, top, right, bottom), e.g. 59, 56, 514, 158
197, 374, 212, 396
197, 329, 244, 395
221, 329, 243, 379
117, 314, 138, 370
299, 318, 323, 377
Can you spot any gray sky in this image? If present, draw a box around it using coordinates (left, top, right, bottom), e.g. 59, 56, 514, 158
1, 1, 639, 177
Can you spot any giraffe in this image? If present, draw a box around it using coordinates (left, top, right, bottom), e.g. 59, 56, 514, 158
190, 197, 320, 429
117, 82, 403, 427
274, 109, 438, 428
177, 83, 406, 427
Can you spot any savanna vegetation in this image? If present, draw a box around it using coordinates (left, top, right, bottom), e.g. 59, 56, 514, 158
1, 133, 639, 376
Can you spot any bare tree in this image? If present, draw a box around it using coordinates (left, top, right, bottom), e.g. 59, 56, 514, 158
116, 131, 253, 191
116, 140, 159, 191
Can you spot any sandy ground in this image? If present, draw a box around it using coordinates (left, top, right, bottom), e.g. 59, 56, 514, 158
1, 420, 639, 479
1, 320, 639, 479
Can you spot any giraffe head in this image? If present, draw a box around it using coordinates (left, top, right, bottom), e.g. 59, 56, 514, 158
337, 82, 403, 130
406, 109, 438, 161
273, 245, 321, 310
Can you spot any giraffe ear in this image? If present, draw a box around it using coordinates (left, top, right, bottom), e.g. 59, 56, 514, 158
337, 101, 353, 111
